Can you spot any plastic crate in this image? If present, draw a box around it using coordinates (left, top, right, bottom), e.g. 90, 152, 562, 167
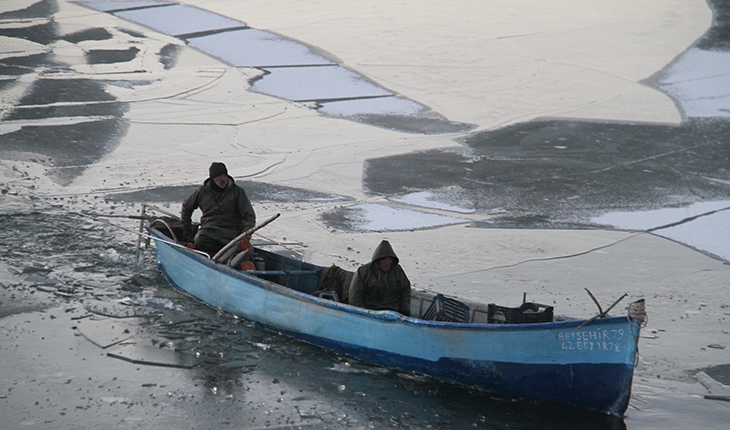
487, 302, 553, 324
422, 294, 470, 323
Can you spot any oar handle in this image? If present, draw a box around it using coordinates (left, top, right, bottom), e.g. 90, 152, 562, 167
212, 213, 280, 261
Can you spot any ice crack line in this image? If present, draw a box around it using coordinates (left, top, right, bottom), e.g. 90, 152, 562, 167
646, 205, 730, 232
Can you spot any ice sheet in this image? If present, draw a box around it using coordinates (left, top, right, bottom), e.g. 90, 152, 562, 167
74, 0, 465, 129
592, 200, 730, 261
658, 49, 730, 118
657, 210, 730, 262
78, 1, 173, 12
252, 65, 392, 102
187, 29, 334, 68
114, 4, 245, 37
319, 96, 426, 117
592, 200, 730, 231
391, 191, 476, 214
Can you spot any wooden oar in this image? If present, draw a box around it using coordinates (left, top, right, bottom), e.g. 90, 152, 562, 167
212, 213, 280, 262
82, 213, 155, 220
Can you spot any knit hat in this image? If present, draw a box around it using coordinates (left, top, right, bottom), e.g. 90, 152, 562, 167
209, 162, 228, 179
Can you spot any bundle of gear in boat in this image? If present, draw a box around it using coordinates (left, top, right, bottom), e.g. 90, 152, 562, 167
146, 216, 555, 325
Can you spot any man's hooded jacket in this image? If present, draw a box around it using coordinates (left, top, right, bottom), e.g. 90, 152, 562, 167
348, 240, 411, 316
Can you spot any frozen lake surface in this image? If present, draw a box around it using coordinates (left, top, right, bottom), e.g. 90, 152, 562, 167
2, 0, 730, 428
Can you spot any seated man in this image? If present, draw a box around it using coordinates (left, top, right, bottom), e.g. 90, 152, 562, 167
348, 240, 411, 316
181, 162, 256, 256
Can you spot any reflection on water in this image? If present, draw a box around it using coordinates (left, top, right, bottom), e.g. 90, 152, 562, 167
0, 210, 628, 429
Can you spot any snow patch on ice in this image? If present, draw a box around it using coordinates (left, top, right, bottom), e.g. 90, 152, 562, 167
592, 200, 730, 262
658, 48, 730, 118
592, 200, 730, 231
391, 191, 476, 214
187, 29, 334, 68
251, 65, 391, 102
350, 203, 468, 231
319, 96, 425, 117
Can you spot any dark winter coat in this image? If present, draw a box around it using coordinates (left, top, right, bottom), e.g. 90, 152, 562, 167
181, 176, 255, 243
348, 240, 411, 316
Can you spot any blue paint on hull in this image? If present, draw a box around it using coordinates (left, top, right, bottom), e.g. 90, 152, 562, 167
254, 322, 634, 416
150, 230, 641, 416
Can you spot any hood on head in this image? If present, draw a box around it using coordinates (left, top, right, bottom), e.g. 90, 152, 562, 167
370, 240, 399, 264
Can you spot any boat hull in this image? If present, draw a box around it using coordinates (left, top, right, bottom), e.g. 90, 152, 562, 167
151, 231, 641, 416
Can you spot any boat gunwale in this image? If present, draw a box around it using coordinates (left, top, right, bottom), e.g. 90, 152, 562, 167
149, 228, 637, 333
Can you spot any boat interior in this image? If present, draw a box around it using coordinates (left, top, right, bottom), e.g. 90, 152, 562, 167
148, 217, 555, 325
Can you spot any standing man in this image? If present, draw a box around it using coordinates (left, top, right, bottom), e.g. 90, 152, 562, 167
181, 162, 256, 256
349, 240, 411, 316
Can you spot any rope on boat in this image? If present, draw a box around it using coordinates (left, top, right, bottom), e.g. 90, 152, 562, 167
136, 204, 182, 260
74, 211, 210, 258
148, 218, 179, 244
628, 299, 647, 368
140, 204, 182, 222
628, 299, 648, 327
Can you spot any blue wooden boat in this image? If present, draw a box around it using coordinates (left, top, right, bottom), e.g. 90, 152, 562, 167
146, 221, 645, 416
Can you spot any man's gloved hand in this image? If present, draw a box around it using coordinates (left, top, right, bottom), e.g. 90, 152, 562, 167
182, 224, 193, 242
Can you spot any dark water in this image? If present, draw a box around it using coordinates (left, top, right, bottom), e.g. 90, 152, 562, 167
0, 210, 629, 429
362, 118, 730, 230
